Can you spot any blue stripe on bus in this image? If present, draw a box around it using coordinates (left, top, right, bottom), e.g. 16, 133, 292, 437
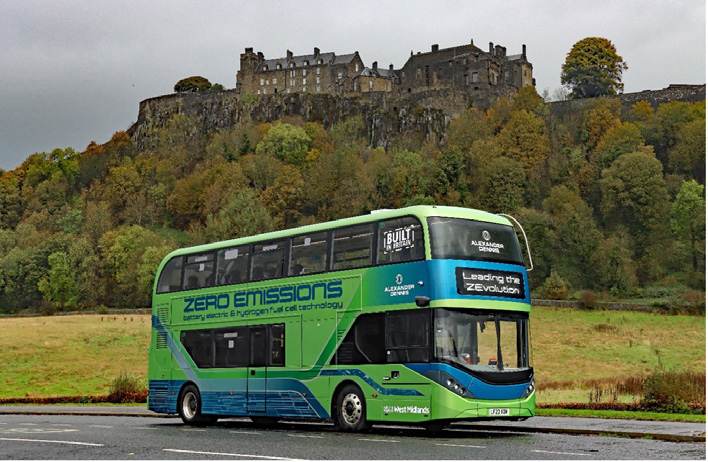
404, 363, 530, 400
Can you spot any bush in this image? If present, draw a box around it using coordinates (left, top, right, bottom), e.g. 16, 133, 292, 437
680, 291, 705, 315
108, 372, 145, 403
580, 290, 596, 309
541, 270, 570, 300
638, 368, 706, 414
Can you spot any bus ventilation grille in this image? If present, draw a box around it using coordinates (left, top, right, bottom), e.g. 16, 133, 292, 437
155, 306, 169, 350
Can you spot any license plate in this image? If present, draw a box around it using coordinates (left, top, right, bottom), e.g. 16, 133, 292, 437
488, 408, 510, 416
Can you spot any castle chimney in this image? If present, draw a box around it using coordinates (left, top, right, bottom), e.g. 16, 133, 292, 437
287, 49, 293, 60
389, 64, 394, 71
245, 47, 253, 53
432, 44, 439, 53
489, 42, 494, 54
257, 51, 264, 61
372, 61, 378, 70
314, 47, 320, 57
470, 38, 474, 46
522, 44, 527, 59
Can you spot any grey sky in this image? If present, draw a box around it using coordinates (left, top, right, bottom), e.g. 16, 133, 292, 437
1, 0, 705, 171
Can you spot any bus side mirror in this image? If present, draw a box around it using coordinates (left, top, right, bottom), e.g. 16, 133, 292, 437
498, 213, 534, 271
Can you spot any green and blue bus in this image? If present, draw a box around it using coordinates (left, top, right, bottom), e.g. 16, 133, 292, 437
148, 205, 534, 431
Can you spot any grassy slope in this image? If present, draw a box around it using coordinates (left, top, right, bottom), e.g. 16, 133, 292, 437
0, 315, 150, 398
0, 307, 704, 404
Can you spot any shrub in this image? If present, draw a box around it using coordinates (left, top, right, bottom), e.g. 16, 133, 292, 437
108, 372, 145, 403
541, 270, 570, 300
638, 368, 706, 414
580, 290, 596, 309
680, 291, 705, 315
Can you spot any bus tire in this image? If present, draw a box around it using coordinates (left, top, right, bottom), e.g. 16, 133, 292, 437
335, 384, 371, 432
178, 384, 217, 425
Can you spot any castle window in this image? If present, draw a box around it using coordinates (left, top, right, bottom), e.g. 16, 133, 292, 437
316, 86, 321, 92
304, 61, 309, 66
338, 71, 343, 79
266, 79, 269, 85
355, 63, 359, 72
273, 78, 277, 85
257, 90, 261, 95
263, 65, 268, 71
401, 71, 405, 79
318, 59, 323, 65
316, 77, 320, 84
276, 63, 281, 70
316, 68, 320, 75
290, 79, 295, 86
303, 87, 307, 92
260, 78, 264, 86
384, 83, 388, 90
416, 68, 421, 79
290, 70, 295, 77
286, 88, 290, 93
303, 69, 307, 76
369, 80, 373, 89
472, 72, 479, 83
303, 78, 307, 85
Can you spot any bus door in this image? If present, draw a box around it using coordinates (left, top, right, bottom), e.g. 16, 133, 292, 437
247, 325, 267, 412
152, 303, 172, 380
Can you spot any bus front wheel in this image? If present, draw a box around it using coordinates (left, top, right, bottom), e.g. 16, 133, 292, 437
178, 384, 217, 425
335, 384, 371, 432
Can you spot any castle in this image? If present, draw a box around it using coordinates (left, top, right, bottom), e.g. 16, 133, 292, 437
236, 39, 534, 102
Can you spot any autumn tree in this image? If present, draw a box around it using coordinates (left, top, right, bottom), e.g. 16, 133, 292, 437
668, 118, 706, 183
497, 110, 549, 172
561, 37, 628, 98
174, 76, 212, 92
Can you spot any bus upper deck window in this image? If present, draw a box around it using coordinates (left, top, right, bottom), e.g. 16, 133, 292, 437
377, 217, 424, 265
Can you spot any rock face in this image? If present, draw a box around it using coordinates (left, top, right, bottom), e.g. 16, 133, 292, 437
128, 89, 461, 151
128, 85, 705, 151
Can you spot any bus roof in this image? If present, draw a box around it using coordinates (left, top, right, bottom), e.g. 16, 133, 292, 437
164, 205, 512, 259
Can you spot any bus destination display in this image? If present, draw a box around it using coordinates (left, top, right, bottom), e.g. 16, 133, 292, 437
455, 267, 525, 299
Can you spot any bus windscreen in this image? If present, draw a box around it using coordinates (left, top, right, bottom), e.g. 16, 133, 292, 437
427, 217, 523, 265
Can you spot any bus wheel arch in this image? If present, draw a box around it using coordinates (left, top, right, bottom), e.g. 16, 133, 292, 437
177, 382, 217, 425
332, 381, 371, 432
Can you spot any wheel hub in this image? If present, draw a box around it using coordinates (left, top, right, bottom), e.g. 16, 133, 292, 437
341, 393, 362, 425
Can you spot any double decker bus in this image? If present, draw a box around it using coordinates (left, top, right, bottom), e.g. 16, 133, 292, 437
148, 205, 534, 431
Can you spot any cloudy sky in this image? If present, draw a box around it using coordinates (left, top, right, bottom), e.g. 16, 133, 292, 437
1, 0, 705, 171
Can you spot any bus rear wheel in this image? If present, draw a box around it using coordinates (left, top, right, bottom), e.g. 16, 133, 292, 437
335, 384, 370, 432
178, 384, 217, 425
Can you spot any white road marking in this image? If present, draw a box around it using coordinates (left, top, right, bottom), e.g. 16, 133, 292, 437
0, 437, 104, 447
0, 428, 78, 434
134, 427, 158, 430
288, 434, 324, 439
180, 428, 207, 432
531, 449, 593, 457
50, 424, 72, 427
229, 430, 262, 435
164, 448, 303, 460
19, 423, 38, 426
358, 438, 400, 443
89, 425, 113, 428
436, 443, 486, 449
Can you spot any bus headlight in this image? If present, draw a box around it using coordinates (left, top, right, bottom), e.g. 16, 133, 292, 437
424, 370, 475, 398
520, 378, 535, 399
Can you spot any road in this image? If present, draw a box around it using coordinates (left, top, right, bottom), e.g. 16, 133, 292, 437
0, 414, 704, 460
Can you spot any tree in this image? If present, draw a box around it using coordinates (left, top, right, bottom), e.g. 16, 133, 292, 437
668, 118, 706, 183
477, 157, 527, 213
561, 37, 628, 99
255, 123, 312, 167
671, 180, 705, 276
174, 76, 212, 92
37, 252, 79, 310
497, 110, 549, 172
599, 151, 670, 254
641, 101, 704, 167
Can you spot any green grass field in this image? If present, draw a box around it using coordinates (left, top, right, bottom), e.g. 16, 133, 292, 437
0, 307, 704, 409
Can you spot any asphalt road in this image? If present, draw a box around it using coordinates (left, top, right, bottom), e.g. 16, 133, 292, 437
0, 414, 704, 460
